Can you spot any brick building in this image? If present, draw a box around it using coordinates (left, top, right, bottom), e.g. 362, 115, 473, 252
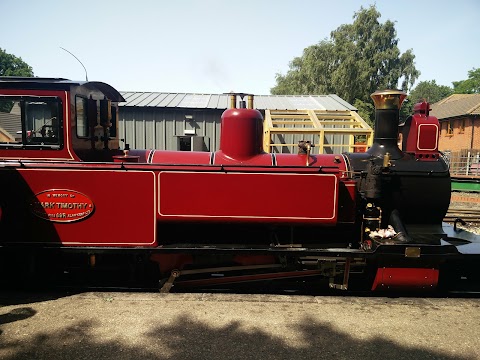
430, 94, 480, 151
430, 94, 480, 175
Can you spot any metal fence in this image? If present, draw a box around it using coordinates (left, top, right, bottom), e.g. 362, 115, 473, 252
443, 149, 480, 177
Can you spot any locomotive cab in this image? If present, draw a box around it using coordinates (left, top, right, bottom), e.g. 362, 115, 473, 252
0, 77, 124, 162
70, 82, 124, 161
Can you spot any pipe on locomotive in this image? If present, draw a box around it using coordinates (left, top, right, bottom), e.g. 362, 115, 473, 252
228, 93, 254, 109
368, 89, 407, 160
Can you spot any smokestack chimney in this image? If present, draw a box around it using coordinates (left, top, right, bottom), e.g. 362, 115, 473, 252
368, 89, 407, 159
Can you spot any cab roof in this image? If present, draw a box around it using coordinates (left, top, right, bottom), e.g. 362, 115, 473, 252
0, 77, 125, 102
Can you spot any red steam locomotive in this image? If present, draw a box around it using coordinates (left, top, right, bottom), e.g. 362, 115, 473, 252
0, 77, 479, 293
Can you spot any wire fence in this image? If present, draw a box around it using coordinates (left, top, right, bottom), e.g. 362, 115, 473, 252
443, 149, 480, 177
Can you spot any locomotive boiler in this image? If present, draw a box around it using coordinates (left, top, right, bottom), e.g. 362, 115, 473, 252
0, 77, 478, 293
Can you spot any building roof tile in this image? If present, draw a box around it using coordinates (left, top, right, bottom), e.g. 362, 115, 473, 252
430, 94, 480, 119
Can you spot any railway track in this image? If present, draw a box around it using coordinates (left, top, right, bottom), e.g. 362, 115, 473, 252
444, 207, 480, 224
445, 192, 480, 230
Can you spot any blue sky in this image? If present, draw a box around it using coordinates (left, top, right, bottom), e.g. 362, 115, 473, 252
1, 0, 479, 95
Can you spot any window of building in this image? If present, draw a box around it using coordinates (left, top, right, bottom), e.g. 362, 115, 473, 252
459, 119, 465, 134
175, 135, 208, 151
441, 121, 448, 136
447, 121, 454, 136
178, 136, 192, 151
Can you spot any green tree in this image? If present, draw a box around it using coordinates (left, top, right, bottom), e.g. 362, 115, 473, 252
401, 80, 453, 116
408, 80, 453, 104
452, 68, 480, 94
0, 48, 34, 77
271, 5, 420, 125
353, 99, 375, 128
0, 48, 33, 112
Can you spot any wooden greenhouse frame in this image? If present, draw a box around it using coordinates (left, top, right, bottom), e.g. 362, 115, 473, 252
262, 109, 373, 154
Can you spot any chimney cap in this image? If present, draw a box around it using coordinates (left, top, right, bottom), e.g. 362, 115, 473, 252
371, 89, 407, 110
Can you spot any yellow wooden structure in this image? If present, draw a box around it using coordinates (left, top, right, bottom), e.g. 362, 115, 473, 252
263, 109, 373, 154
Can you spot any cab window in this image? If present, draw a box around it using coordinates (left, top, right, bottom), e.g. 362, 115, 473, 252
0, 96, 62, 148
76, 96, 89, 137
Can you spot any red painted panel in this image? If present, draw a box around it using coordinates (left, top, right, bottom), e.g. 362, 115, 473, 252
417, 123, 438, 150
158, 172, 338, 223
371, 267, 439, 291
6, 169, 156, 246
337, 180, 356, 223
405, 112, 440, 160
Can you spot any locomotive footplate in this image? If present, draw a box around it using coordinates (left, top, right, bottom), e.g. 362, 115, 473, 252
4, 238, 478, 259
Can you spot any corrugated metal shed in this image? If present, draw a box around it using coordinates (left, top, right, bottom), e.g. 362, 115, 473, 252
119, 92, 357, 111
117, 91, 367, 153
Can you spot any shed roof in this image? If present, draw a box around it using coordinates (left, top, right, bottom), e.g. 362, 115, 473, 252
430, 94, 480, 120
119, 92, 357, 111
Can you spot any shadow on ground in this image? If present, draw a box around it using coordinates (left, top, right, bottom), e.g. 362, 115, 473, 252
0, 290, 79, 306
0, 307, 36, 326
0, 313, 473, 360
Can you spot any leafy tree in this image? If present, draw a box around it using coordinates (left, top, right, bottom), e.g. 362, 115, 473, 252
401, 80, 453, 116
0, 48, 33, 112
353, 99, 375, 128
0, 48, 34, 77
407, 80, 453, 104
271, 5, 420, 125
452, 68, 480, 94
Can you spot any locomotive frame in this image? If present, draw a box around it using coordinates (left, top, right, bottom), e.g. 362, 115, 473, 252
0, 77, 479, 293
